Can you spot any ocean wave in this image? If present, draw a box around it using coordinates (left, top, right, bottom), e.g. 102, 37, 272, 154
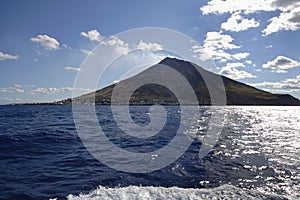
64, 185, 288, 200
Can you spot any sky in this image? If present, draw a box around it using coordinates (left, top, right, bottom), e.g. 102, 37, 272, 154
1, 0, 300, 104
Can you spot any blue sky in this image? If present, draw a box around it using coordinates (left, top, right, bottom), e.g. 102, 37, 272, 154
1, 0, 300, 104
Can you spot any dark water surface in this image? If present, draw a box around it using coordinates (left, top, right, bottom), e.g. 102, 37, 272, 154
0, 105, 299, 199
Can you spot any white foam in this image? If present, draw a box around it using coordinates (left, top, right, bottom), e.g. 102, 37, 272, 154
65, 184, 288, 200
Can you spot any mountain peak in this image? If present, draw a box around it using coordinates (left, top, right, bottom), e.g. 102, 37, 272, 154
159, 57, 191, 65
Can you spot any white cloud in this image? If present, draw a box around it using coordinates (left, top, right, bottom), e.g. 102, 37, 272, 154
224, 62, 245, 68
192, 44, 232, 62
104, 37, 163, 56
220, 62, 256, 79
0, 52, 19, 61
13, 84, 21, 88
266, 45, 273, 49
62, 43, 74, 51
262, 56, 300, 73
81, 33, 130, 56
201, 0, 300, 35
30, 87, 72, 95
106, 36, 126, 46
29, 87, 93, 95
80, 49, 95, 56
191, 45, 209, 61
0, 97, 14, 101
0, 83, 33, 93
114, 45, 131, 55
232, 52, 250, 60
205, 31, 240, 49
250, 75, 300, 93
221, 12, 260, 32
0, 97, 22, 102
251, 81, 284, 88
81, 29, 103, 42
19, 84, 35, 88
193, 31, 249, 62
81, 36, 163, 58
262, 6, 300, 36
137, 40, 163, 51
65, 66, 81, 72
245, 60, 253, 64
219, 58, 227, 63
0, 85, 24, 93
103, 36, 131, 55
30, 35, 60, 50
200, 0, 274, 15
200, 31, 239, 61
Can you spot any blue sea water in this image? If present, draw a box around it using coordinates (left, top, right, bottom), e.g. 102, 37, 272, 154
0, 105, 299, 200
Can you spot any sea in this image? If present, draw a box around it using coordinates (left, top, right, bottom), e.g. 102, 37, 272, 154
0, 105, 299, 200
